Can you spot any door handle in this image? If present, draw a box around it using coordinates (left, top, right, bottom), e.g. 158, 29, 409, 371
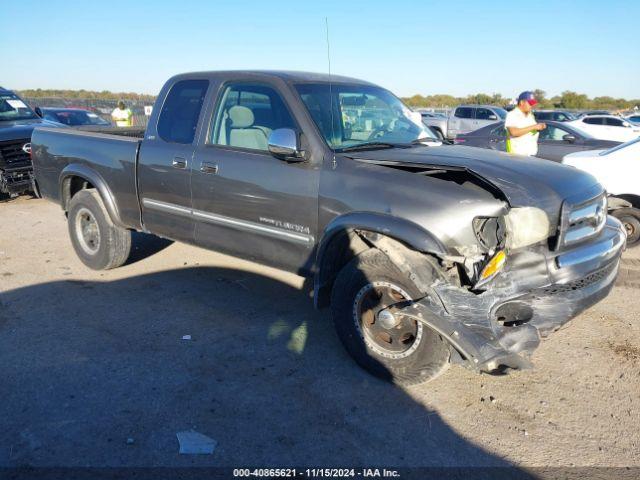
200, 162, 219, 175
172, 156, 187, 169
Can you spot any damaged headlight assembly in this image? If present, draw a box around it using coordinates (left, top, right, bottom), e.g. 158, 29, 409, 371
471, 207, 550, 288
503, 207, 550, 250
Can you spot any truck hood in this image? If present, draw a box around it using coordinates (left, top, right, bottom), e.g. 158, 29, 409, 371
0, 119, 61, 142
345, 145, 603, 226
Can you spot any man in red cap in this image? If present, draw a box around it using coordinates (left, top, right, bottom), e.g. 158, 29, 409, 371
504, 91, 546, 156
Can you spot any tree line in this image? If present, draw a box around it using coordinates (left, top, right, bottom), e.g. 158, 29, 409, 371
16, 89, 156, 102
16, 88, 640, 111
401, 89, 640, 111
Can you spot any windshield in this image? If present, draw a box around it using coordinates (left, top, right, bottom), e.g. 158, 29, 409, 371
0, 93, 38, 121
599, 136, 640, 156
566, 123, 595, 139
46, 110, 110, 126
295, 83, 437, 150
494, 108, 507, 120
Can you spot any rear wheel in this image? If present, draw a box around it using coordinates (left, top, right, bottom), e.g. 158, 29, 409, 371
612, 207, 640, 247
330, 250, 450, 386
67, 189, 131, 269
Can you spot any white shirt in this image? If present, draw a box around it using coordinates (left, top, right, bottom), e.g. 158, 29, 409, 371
505, 108, 538, 156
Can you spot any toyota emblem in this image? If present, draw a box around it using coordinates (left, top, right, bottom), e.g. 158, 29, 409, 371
22, 143, 32, 155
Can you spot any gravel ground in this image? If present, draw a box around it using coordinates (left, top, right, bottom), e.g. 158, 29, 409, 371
1, 195, 639, 471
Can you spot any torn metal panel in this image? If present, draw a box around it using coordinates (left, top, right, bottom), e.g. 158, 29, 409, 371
396, 221, 626, 373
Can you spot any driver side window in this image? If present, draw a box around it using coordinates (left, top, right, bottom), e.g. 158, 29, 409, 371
209, 83, 296, 152
539, 125, 569, 141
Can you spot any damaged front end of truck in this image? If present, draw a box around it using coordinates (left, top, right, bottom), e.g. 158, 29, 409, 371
347, 152, 627, 374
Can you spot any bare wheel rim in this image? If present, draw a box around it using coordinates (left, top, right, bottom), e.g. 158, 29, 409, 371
75, 207, 101, 255
624, 219, 636, 237
352, 281, 423, 360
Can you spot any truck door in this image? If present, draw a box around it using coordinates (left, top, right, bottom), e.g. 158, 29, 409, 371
191, 81, 319, 273
137, 79, 209, 242
537, 124, 581, 162
449, 107, 474, 138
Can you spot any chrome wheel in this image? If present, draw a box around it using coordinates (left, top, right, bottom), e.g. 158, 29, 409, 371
75, 207, 101, 255
352, 281, 423, 359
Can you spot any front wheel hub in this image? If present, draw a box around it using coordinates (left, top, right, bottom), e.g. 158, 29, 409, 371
377, 308, 400, 329
352, 281, 423, 359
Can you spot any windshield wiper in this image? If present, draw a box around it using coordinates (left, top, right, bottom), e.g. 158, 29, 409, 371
339, 142, 410, 152
411, 137, 441, 144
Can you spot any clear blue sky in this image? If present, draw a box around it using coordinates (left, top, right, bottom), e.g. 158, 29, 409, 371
2, 0, 638, 99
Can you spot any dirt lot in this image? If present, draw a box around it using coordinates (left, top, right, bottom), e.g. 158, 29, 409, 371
1, 195, 639, 471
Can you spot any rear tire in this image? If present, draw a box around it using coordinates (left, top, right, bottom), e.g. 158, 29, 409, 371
67, 189, 131, 270
612, 207, 640, 247
330, 250, 450, 386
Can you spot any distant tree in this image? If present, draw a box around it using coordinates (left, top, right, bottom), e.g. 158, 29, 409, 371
558, 91, 589, 109
532, 89, 553, 109
463, 93, 493, 105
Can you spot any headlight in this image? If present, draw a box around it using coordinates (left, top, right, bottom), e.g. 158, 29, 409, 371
504, 207, 550, 249
473, 216, 506, 249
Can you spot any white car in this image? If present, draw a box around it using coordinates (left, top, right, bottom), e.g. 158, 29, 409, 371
566, 115, 640, 142
563, 137, 640, 245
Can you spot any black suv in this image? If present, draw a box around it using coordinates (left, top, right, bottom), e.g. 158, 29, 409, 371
0, 87, 58, 197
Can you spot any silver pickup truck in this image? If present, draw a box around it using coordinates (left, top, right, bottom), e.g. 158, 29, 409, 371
420, 105, 508, 141
31, 71, 626, 385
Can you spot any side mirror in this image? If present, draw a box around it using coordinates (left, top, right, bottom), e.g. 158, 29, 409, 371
563, 134, 576, 143
35, 107, 43, 118
268, 128, 303, 161
488, 114, 498, 121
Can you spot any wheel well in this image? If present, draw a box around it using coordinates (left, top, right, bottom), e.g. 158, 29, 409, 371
614, 194, 640, 209
314, 230, 370, 308
314, 229, 448, 309
62, 175, 95, 211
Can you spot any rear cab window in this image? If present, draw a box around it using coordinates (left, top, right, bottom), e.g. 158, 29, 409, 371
454, 107, 474, 119
157, 79, 209, 144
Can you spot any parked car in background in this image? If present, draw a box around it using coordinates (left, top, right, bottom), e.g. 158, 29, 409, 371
567, 115, 640, 142
31, 70, 625, 385
625, 114, 640, 125
454, 120, 620, 162
578, 110, 611, 117
36, 107, 111, 127
417, 109, 448, 140
533, 110, 577, 122
447, 104, 507, 139
0, 87, 60, 198
563, 137, 640, 246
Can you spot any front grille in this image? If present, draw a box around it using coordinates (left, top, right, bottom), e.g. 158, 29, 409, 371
0, 139, 33, 193
557, 194, 607, 249
0, 139, 32, 169
541, 261, 616, 295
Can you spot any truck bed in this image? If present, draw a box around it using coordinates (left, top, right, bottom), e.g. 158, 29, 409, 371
31, 127, 143, 229
74, 126, 146, 138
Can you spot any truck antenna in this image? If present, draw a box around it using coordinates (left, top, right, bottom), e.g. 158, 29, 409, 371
325, 17, 337, 167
